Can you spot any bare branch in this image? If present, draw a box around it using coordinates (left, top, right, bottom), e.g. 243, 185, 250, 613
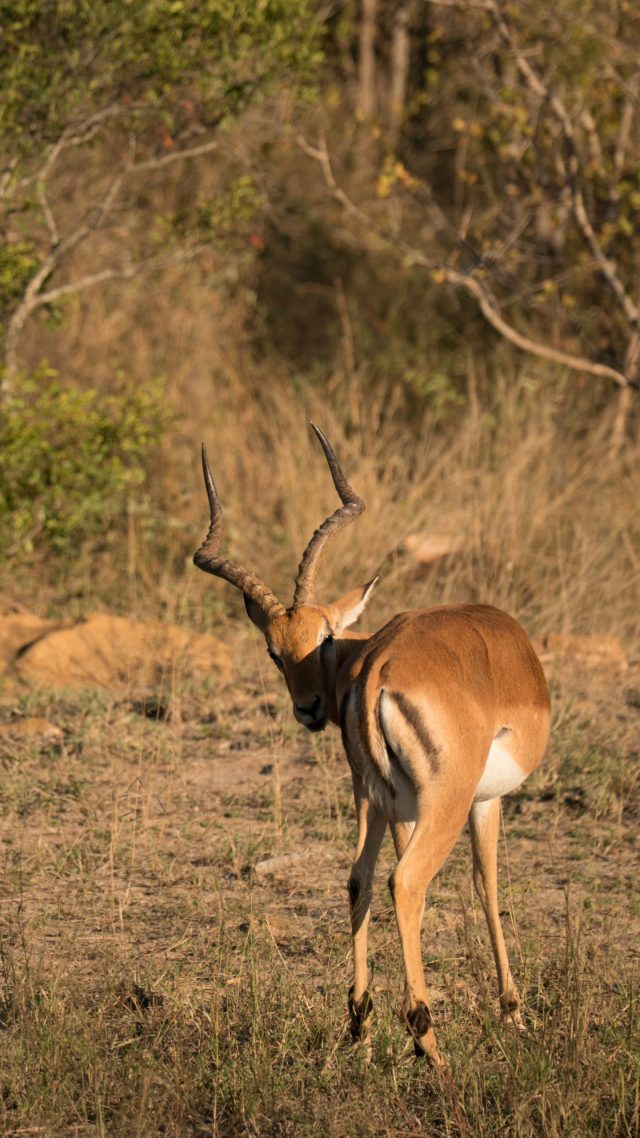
125, 138, 219, 176
12, 104, 127, 197
429, 263, 628, 388
36, 244, 211, 307
299, 136, 630, 390
484, 0, 640, 331
3, 133, 220, 375
3, 243, 213, 377
296, 136, 372, 228
36, 180, 60, 246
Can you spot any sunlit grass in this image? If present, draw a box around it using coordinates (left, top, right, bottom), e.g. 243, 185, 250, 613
0, 668, 638, 1137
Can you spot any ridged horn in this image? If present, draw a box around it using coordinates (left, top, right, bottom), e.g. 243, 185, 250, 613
292, 424, 365, 609
193, 444, 286, 620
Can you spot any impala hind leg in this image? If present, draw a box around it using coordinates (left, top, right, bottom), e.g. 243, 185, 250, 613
389, 801, 471, 1067
347, 777, 387, 1045
468, 798, 522, 1026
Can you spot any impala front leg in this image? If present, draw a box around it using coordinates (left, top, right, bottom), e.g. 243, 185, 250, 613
347, 775, 387, 1046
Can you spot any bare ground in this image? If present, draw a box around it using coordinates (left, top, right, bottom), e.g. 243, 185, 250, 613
0, 626, 638, 1137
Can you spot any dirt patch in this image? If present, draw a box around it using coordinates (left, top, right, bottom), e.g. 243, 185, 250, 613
0, 610, 60, 671
0, 623, 637, 1137
0, 609, 231, 692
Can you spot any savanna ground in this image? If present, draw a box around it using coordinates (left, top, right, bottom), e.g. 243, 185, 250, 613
1, 398, 639, 1137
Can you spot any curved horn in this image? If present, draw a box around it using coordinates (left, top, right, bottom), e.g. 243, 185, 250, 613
193, 444, 286, 620
292, 424, 365, 609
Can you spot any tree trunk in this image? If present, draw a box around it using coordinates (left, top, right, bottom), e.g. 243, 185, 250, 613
359, 0, 378, 120
389, 0, 412, 145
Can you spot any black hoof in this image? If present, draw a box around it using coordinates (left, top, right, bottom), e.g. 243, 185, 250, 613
348, 985, 374, 1041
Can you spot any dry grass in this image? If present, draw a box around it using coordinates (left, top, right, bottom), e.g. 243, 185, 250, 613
0, 627, 638, 1137
19, 365, 633, 669
2, 350, 639, 1137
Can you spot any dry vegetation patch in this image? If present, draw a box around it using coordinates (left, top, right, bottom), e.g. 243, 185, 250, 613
0, 624, 637, 1137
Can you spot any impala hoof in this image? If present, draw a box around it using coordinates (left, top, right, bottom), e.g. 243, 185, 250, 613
404, 1000, 446, 1068
501, 1002, 525, 1031
348, 986, 374, 1042
414, 1040, 448, 1070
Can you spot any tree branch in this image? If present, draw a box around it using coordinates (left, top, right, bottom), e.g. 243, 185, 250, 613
3, 134, 220, 376
426, 261, 629, 388
298, 136, 631, 390
35, 244, 212, 307
125, 138, 219, 176
484, 0, 640, 331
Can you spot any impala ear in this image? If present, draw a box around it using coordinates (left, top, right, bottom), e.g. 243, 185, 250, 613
328, 576, 378, 633
243, 592, 270, 633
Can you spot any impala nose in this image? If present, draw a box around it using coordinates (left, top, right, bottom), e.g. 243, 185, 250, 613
295, 695, 321, 720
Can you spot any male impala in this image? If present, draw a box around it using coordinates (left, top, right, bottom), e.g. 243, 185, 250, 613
194, 425, 550, 1066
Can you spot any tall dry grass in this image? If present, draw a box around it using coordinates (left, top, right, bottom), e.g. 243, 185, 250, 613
10, 216, 639, 656
12, 136, 637, 653
127, 362, 640, 661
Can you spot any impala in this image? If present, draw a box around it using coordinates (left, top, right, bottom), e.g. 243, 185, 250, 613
193, 424, 550, 1066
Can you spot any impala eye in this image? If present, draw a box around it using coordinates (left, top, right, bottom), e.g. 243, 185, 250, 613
321, 634, 334, 651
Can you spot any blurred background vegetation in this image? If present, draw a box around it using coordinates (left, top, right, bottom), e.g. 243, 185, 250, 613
1, 0, 639, 647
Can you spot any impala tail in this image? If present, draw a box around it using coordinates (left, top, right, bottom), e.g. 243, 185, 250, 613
343, 669, 420, 823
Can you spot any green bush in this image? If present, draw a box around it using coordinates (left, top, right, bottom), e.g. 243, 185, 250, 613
0, 371, 166, 560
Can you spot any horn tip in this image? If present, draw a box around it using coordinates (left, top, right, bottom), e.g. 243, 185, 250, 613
309, 420, 332, 453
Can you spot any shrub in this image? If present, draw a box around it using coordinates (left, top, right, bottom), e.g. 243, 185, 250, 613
0, 370, 167, 561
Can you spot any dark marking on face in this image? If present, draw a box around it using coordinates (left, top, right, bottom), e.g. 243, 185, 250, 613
390, 690, 441, 774
494, 725, 511, 739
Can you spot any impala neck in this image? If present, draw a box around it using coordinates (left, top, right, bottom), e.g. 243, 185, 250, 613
328, 631, 371, 726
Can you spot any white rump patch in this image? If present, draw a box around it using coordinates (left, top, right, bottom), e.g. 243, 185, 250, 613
474, 734, 527, 802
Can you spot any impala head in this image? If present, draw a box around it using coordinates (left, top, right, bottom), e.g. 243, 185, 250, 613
193, 424, 377, 732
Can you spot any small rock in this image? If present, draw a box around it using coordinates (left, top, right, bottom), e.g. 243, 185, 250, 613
254, 851, 308, 877
400, 531, 465, 566
13, 611, 232, 691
